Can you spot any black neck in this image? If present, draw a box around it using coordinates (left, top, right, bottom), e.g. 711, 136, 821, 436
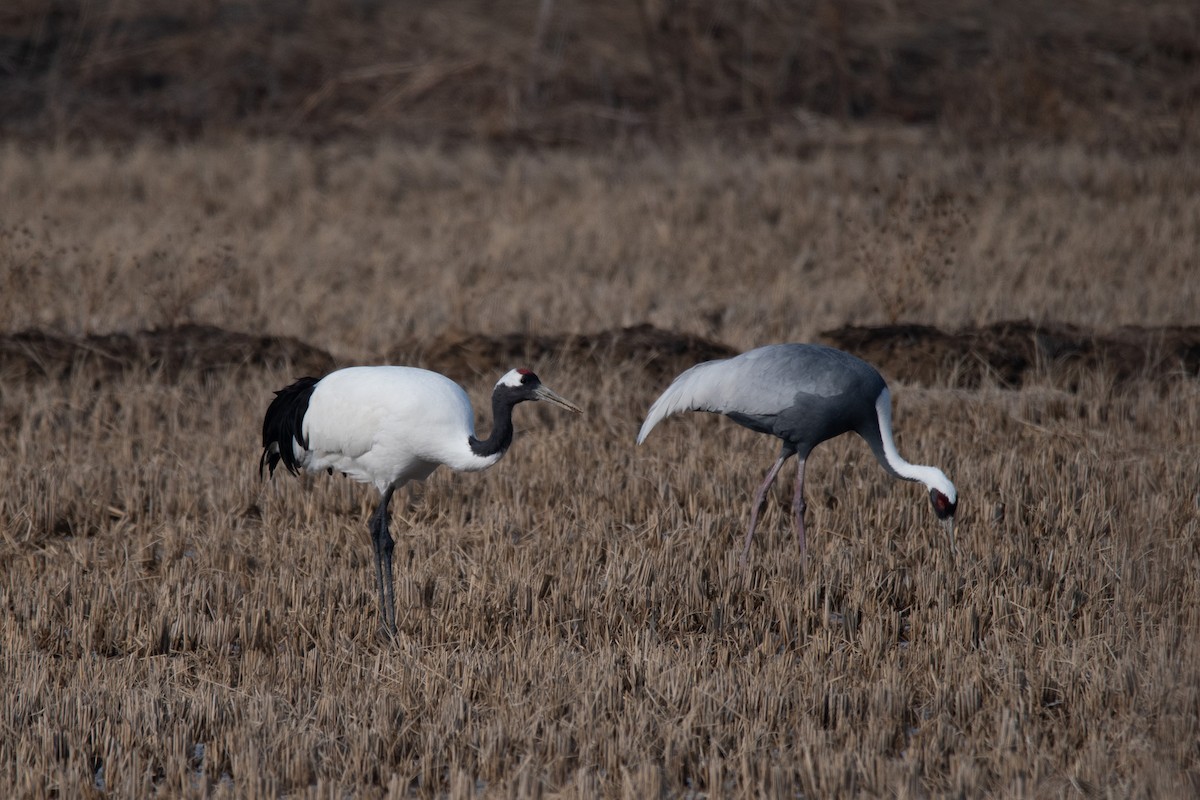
468, 390, 519, 458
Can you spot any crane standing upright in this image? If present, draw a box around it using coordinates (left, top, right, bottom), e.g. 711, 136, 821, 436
637, 343, 957, 563
261, 366, 581, 635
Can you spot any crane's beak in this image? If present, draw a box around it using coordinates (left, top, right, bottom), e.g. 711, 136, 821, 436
941, 516, 956, 553
534, 385, 582, 413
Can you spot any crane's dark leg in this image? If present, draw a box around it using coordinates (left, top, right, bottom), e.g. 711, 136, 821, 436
740, 452, 791, 566
792, 457, 808, 556
368, 486, 397, 636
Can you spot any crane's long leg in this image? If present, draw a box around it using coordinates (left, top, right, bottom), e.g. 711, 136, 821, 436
792, 457, 807, 556
740, 452, 792, 566
368, 486, 397, 636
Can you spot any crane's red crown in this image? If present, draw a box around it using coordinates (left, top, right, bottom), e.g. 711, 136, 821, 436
497, 368, 539, 389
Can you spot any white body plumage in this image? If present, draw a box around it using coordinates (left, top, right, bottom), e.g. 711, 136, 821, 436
299, 367, 505, 493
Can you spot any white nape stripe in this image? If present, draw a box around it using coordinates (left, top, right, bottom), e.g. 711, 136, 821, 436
874, 388, 957, 502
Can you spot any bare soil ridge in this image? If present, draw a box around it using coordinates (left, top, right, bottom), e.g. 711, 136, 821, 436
821, 321, 1200, 389
0, 323, 336, 381
3, 321, 1196, 388
408, 323, 738, 382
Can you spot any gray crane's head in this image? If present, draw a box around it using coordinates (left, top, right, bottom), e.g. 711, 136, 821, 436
907, 465, 956, 524
929, 481, 958, 549
927, 470, 958, 534
930, 487, 957, 521
494, 369, 582, 413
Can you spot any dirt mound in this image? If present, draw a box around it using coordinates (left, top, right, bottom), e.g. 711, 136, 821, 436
821, 321, 1200, 390
409, 324, 737, 382
5, 321, 1195, 390
420, 320, 1200, 390
0, 324, 336, 382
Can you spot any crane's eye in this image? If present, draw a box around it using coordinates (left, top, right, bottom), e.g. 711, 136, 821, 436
517, 369, 536, 385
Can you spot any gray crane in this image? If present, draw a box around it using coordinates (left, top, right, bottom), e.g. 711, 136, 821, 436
637, 343, 957, 563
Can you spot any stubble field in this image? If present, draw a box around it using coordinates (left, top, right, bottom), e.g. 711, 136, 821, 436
1, 138, 1198, 798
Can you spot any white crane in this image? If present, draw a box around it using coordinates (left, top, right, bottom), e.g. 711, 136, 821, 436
637, 343, 957, 564
260, 365, 581, 634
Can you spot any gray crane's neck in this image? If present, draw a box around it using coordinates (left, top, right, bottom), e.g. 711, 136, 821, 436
862, 388, 950, 492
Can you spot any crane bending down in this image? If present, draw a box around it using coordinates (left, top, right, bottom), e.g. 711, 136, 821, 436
260, 366, 581, 634
637, 344, 957, 564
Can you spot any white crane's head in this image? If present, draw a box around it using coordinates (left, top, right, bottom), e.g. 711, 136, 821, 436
494, 369, 582, 413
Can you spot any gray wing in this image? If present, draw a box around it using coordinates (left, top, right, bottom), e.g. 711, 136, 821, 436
636, 344, 883, 443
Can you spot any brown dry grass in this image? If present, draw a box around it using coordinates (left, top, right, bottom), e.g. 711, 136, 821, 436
1, 136, 1198, 797
3, 138, 1199, 350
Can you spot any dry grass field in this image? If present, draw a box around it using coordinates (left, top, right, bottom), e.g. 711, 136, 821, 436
2, 1, 1200, 798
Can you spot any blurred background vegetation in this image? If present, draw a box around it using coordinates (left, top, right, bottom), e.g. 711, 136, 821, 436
2, 0, 1196, 150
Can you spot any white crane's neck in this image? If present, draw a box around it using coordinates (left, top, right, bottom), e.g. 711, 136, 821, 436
466, 390, 519, 463
873, 389, 957, 502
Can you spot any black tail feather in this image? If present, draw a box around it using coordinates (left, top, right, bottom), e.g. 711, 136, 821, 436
260, 376, 320, 478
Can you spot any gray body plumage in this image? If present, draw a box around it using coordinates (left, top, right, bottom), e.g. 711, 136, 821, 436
639, 344, 887, 462
727, 345, 885, 459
